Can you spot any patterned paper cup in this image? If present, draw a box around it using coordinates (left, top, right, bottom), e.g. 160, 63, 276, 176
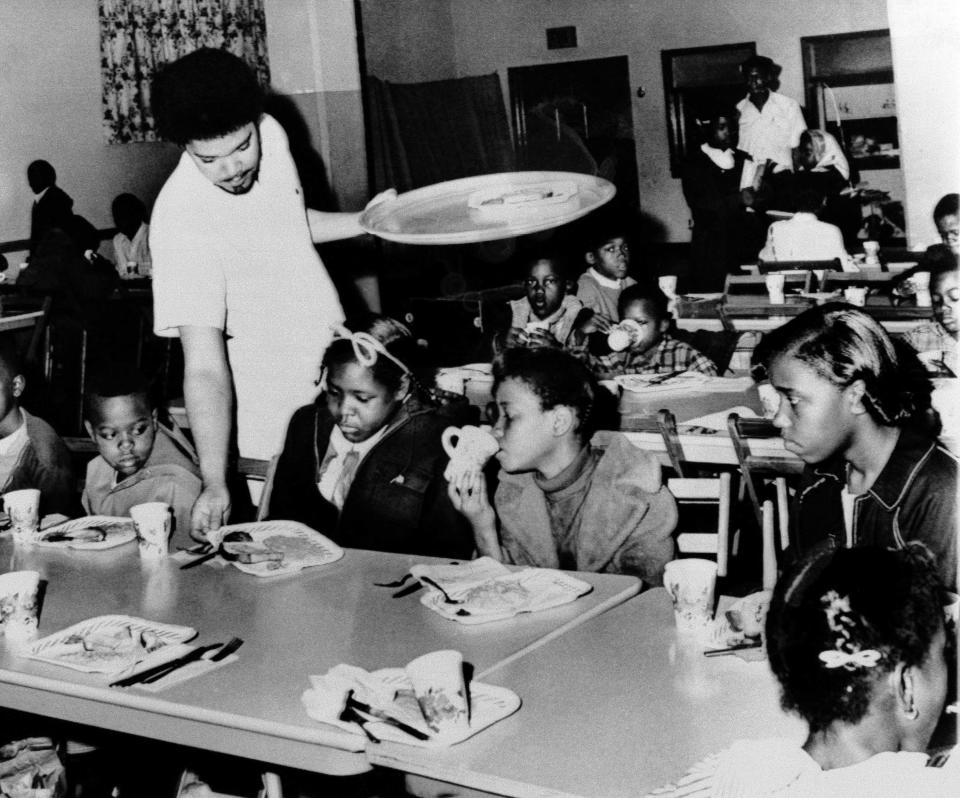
130, 502, 172, 560
0, 570, 41, 642
405, 649, 470, 739
3, 489, 41, 546
664, 558, 717, 637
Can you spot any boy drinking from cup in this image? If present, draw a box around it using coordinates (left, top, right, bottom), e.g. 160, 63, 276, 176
586, 284, 718, 379
82, 369, 200, 550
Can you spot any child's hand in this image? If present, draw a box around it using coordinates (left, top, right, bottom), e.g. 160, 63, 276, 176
523, 328, 560, 349
447, 469, 499, 555
504, 327, 528, 348
578, 313, 613, 334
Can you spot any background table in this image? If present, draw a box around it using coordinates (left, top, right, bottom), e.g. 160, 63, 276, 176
0, 542, 639, 774
370, 590, 805, 798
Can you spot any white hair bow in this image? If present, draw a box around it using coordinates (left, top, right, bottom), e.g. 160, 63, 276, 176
330, 324, 409, 374
818, 648, 883, 670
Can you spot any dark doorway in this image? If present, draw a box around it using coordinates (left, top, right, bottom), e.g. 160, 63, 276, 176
508, 56, 639, 211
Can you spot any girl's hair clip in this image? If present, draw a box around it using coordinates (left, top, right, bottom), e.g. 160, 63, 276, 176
331, 324, 410, 375
818, 648, 883, 670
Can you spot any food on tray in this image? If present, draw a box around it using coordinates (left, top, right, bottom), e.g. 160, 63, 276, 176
44, 625, 165, 666
222, 541, 285, 566
467, 181, 578, 214
41, 527, 108, 543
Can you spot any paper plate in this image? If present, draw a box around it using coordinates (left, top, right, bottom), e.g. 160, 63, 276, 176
360, 171, 616, 245
28, 615, 197, 674
215, 520, 344, 577
302, 668, 521, 748
36, 517, 136, 550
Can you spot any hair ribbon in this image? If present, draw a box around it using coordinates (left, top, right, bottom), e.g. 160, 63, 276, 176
818, 649, 883, 670
331, 324, 409, 374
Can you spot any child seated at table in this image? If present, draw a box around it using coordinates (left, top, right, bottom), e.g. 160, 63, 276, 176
902, 258, 958, 374
0, 341, 77, 517
110, 192, 152, 279
447, 347, 676, 584
82, 369, 201, 550
758, 188, 849, 264
269, 315, 475, 558
753, 302, 957, 589
496, 247, 587, 352
583, 284, 718, 380
646, 542, 957, 797
576, 218, 637, 330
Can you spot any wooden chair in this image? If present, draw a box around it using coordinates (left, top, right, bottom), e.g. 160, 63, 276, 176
726, 413, 803, 555
614, 409, 687, 476
236, 455, 280, 521
176, 769, 283, 798
819, 269, 897, 292
669, 471, 733, 577
723, 271, 812, 296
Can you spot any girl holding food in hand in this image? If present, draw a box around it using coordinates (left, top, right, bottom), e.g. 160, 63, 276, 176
446, 347, 676, 584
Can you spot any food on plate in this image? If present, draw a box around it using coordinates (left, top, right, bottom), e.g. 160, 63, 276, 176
41, 526, 108, 543
222, 541, 285, 566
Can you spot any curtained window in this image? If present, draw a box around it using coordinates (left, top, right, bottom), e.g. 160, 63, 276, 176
99, 0, 270, 144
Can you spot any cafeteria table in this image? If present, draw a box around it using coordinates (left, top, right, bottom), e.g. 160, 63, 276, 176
370, 589, 806, 798
676, 295, 930, 335
0, 539, 639, 775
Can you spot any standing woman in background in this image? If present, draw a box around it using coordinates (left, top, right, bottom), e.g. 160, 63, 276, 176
681, 106, 760, 291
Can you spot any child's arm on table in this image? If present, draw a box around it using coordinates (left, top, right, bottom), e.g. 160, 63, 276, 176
446, 468, 501, 560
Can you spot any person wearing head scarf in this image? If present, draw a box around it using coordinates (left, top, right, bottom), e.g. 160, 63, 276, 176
794, 129, 860, 245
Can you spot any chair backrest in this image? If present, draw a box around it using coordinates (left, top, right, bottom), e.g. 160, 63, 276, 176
616, 409, 686, 476
726, 413, 802, 554
236, 455, 280, 522
668, 471, 732, 577
818, 269, 897, 292
757, 258, 841, 275
723, 272, 812, 296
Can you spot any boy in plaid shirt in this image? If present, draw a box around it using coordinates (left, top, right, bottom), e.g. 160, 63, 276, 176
584, 284, 718, 379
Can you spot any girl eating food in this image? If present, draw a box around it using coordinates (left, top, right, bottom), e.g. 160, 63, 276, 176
269, 315, 474, 558
753, 303, 957, 590
446, 347, 676, 584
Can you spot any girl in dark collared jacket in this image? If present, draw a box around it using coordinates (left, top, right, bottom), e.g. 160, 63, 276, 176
268, 315, 474, 558
753, 303, 957, 589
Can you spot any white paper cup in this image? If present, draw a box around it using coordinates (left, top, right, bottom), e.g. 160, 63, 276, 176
130, 502, 171, 560
405, 649, 470, 738
3, 489, 41, 546
435, 371, 466, 395
663, 558, 717, 636
765, 274, 786, 304
658, 275, 678, 297
0, 570, 41, 642
442, 425, 498, 482
843, 286, 867, 307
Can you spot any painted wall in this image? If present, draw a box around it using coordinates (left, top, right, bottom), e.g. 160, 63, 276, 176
888, 0, 960, 248
443, 0, 889, 241
264, 0, 372, 210
0, 1, 180, 245
359, 0, 456, 83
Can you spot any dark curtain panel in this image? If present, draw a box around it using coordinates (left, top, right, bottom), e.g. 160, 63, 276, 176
366, 74, 516, 193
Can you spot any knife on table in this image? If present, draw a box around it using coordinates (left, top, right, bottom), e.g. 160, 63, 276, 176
110, 643, 223, 687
